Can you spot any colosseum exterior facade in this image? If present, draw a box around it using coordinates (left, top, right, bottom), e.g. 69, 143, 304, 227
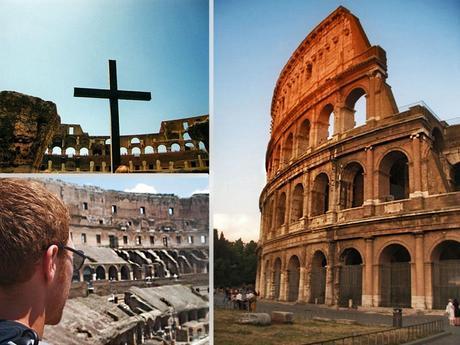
255, 6, 460, 310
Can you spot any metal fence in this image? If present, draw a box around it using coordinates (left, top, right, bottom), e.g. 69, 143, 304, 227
302, 318, 445, 345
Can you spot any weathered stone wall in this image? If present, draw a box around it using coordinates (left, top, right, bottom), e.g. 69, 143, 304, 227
257, 6, 460, 311
0, 91, 60, 172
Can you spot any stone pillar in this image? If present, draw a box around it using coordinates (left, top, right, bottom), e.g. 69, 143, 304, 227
129, 161, 134, 171
279, 269, 288, 301
89, 161, 94, 172
364, 146, 374, 203
413, 232, 426, 309
410, 133, 423, 197
184, 161, 189, 170
61, 162, 66, 172
169, 161, 174, 171
271, 193, 279, 238
284, 183, 292, 234
325, 265, 334, 305
298, 266, 306, 302
156, 159, 161, 170
118, 271, 122, 281
363, 237, 374, 307
198, 154, 204, 167
142, 160, 147, 171
48, 160, 52, 171
101, 161, 106, 172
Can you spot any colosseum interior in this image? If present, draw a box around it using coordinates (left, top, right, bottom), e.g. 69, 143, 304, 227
256, 6, 460, 311
31, 178, 209, 344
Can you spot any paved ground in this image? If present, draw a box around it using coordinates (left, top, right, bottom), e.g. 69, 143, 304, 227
423, 324, 460, 344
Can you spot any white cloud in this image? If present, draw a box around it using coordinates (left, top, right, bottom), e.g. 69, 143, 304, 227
191, 188, 209, 195
124, 183, 157, 194
213, 213, 260, 242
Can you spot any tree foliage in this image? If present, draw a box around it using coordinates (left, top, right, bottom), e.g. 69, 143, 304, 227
214, 229, 258, 288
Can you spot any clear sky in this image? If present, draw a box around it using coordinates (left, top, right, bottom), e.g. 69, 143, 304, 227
28, 175, 209, 198
0, 0, 208, 136
213, 0, 460, 242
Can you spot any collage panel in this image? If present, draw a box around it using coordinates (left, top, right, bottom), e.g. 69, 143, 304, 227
214, 1, 460, 345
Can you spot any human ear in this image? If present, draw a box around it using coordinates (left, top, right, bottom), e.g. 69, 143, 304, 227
42, 245, 59, 283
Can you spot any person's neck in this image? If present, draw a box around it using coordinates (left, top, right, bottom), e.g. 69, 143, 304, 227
0, 280, 46, 337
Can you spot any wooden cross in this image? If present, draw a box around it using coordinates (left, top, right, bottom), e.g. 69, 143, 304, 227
74, 60, 151, 173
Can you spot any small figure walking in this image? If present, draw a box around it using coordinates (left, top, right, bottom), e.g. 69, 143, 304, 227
446, 299, 455, 326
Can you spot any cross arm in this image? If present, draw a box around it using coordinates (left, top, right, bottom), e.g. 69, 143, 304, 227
117, 90, 152, 101
74, 87, 111, 99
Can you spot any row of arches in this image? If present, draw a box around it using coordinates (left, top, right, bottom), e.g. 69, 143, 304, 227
264, 150, 409, 235
75, 264, 132, 282
270, 87, 367, 175
264, 240, 460, 309
46, 141, 207, 157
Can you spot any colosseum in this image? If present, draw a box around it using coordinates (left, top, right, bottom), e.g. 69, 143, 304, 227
255, 6, 460, 311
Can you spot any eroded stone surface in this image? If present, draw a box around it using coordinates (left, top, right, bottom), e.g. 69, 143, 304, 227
0, 91, 60, 172
237, 313, 271, 326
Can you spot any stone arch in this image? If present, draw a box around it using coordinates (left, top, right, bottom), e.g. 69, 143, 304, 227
120, 147, 128, 155
80, 147, 89, 156
311, 173, 329, 216
171, 143, 181, 152
131, 137, 140, 144
344, 87, 367, 129
340, 162, 364, 209
338, 248, 363, 307
453, 163, 460, 191
273, 258, 282, 300
275, 192, 286, 229
92, 143, 103, 156
264, 196, 274, 238
263, 259, 271, 298
96, 266, 106, 280
317, 103, 334, 145
82, 266, 93, 282
272, 144, 281, 174
379, 243, 411, 307
120, 265, 130, 280
52, 146, 62, 155
378, 150, 410, 201
432, 127, 444, 152
133, 265, 143, 280
290, 183, 304, 222
310, 250, 327, 304
157, 145, 167, 153
132, 147, 141, 157
185, 142, 195, 151
296, 118, 311, 155
430, 240, 460, 309
108, 265, 118, 280
282, 132, 294, 165
183, 132, 192, 140
287, 255, 300, 302
65, 147, 76, 157
105, 138, 111, 145
144, 145, 154, 154
198, 141, 207, 152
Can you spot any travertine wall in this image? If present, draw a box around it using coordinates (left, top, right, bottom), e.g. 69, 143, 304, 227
257, 6, 460, 310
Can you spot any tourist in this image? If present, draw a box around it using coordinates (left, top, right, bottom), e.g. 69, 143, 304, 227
446, 299, 455, 326
246, 290, 257, 312
236, 290, 244, 310
0, 179, 82, 344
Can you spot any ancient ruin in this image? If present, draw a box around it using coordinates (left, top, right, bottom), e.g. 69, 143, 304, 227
0, 91, 209, 173
31, 179, 209, 344
256, 6, 460, 310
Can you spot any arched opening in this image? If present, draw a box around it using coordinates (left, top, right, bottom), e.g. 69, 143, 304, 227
120, 147, 128, 155
105, 138, 111, 145
431, 240, 460, 309
171, 143, 181, 152
275, 192, 286, 229
432, 128, 444, 152
311, 173, 329, 216
80, 147, 89, 156
108, 266, 118, 280
310, 251, 327, 304
263, 260, 270, 298
318, 104, 334, 144
379, 244, 411, 307
82, 266, 93, 282
131, 137, 140, 144
345, 88, 367, 129
453, 163, 460, 191
296, 119, 311, 154
272, 145, 281, 174
287, 256, 300, 302
273, 258, 282, 300
96, 266, 106, 280
263, 197, 274, 238
132, 147, 141, 157
183, 132, 191, 140
72, 269, 80, 282
340, 163, 364, 209
198, 141, 207, 152
157, 145, 167, 153
282, 133, 293, 165
144, 146, 154, 154
133, 265, 143, 280
185, 143, 195, 151
291, 184, 304, 222
65, 147, 76, 157
92, 144, 103, 156
52, 146, 62, 155
121, 266, 130, 280
339, 248, 363, 307
379, 151, 409, 201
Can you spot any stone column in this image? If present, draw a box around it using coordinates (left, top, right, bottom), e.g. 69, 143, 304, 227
101, 161, 106, 172
325, 265, 334, 305
284, 183, 292, 234
298, 266, 306, 302
364, 146, 374, 203
410, 133, 423, 197
48, 160, 53, 171
413, 232, 426, 309
362, 237, 374, 307
156, 159, 161, 170
279, 270, 287, 301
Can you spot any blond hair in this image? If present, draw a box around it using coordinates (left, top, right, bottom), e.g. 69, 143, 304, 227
0, 179, 70, 286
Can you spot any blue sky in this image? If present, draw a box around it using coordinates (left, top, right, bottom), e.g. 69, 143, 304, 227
31, 175, 209, 197
213, 0, 460, 241
0, 0, 208, 136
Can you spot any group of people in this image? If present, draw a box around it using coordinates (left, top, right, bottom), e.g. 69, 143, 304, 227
445, 298, 460, 326
222, 287, 259, 312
